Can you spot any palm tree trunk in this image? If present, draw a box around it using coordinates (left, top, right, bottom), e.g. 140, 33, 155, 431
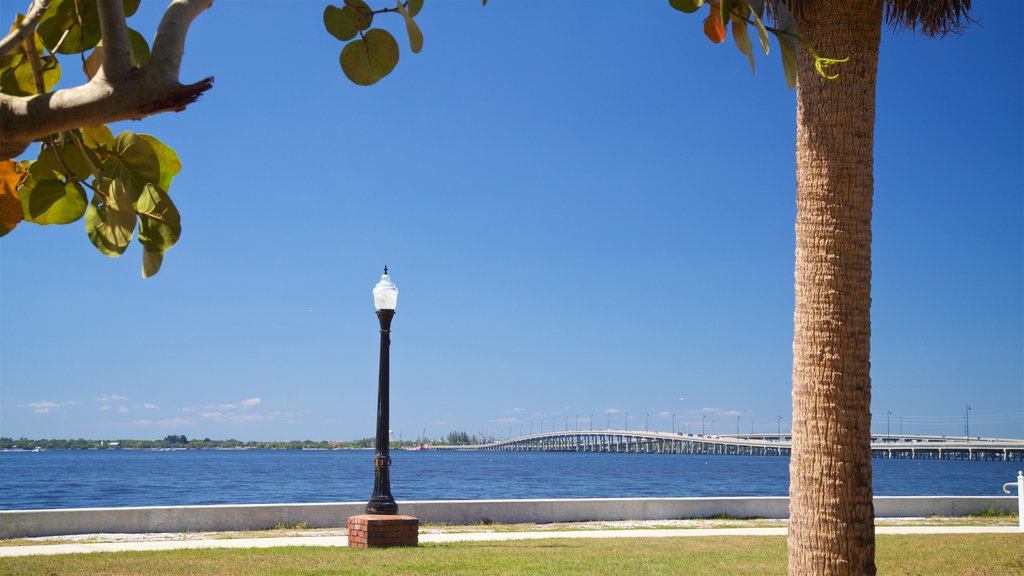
789, 1, 882, 574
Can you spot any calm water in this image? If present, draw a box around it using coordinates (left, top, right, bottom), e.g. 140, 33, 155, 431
0, 450, 1019, 511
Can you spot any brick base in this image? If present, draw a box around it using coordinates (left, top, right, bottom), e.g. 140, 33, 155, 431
347, 514, 419, 549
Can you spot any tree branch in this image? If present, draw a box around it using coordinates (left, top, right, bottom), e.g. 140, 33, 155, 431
96, 0, 132, 80
150, 0, 215, 80
0, 0, 215, 160
0, 0, 50, 59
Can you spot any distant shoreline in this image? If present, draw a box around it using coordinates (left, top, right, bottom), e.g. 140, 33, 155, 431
0, 437, 479, 451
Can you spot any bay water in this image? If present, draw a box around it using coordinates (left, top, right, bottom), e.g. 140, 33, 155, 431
1, 450, 1019, 511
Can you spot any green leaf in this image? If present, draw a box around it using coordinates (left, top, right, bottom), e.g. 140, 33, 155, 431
734, 0, 750, 19
138, 135, 181, 191
668, 0, 704, 13
37, 0, 102, 55
408, 0, 424, 17
0, 33, 61, 96
748, 0, 765, 19
22, 179, 87, 224
39, 53, 61, 92
82, 125, 115, 150
779, 36, 797, 90
85, 178, 135, 256
324, 5, 357, 42
347, 0, 374, 31
142, 249, 164, 278
732, 19, 755, 74
128, 28, 150, 67
719, 0, 731, 29
340, 29, 400, 86
134, 184, 181, 253
123, 0, 141, 17
396, 1, 423, 54
102, 132, 160, 202
54, 134, 95, 180
775, 2, 798, 89
750, 7, 770, 55
27, 147, 64, 181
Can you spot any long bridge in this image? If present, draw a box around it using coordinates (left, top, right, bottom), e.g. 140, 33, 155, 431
428, 430, 1024, 461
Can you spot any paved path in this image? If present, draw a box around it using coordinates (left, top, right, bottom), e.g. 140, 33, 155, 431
1, 526, 1018, 558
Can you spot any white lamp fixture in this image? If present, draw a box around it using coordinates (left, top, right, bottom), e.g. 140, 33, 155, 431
373, 266, 399, 311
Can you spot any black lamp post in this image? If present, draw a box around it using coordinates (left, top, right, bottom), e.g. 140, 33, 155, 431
367, 267, 399, 515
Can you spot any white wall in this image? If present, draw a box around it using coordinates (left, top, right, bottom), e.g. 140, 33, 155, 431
0, 496, 1016, 539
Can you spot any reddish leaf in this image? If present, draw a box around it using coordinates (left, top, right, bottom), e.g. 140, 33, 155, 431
704, 6, 727, 44
0, 160, 24, 236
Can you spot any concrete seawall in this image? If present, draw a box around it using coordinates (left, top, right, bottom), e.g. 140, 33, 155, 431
0, 497, 1016, 539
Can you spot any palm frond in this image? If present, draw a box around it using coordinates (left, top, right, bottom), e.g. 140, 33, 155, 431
883, 0, 975, 37
767, 1, 974, 37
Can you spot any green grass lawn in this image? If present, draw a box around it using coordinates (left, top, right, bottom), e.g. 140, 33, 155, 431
2, 534, 1022, 575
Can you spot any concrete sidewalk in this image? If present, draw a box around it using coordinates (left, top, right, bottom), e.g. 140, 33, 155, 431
1, 525, 1018, 558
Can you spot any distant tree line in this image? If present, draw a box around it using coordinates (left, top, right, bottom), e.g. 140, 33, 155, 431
2, 437, 392, 450
0, 431, 498, 451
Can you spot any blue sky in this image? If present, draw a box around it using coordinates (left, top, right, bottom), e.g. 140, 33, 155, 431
1, 0, 1021, 442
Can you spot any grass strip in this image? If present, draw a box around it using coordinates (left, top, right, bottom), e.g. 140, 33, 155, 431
1, 533, 1022, 575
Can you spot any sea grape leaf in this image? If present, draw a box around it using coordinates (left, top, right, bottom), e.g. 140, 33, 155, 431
396, 1, 423, 54
340, 29, 400, 86
668, 0, 705, 14
135, 183, 181, 253
37, 0, 102, 55
0, 32, 61, 96
22, 179, 87, 224
102, 132, 160, 202
123, 0, 141, 17
346, 0, 374, 31
142, 249, 164, 278
27, 147, 64, 181
85, 177, 135, 256
82, 125, 115, 150
128, 28, 150, 67
323, 5, 358, 41
138, 135, 181, 191
408, 0, 424, 17
54, 134, 95, 180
